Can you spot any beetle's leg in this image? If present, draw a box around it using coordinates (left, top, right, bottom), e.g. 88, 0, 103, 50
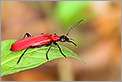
17, 48, 29, 64
46, 45, 53, 60
54, 42, 66, 58
23, 33, 31, 38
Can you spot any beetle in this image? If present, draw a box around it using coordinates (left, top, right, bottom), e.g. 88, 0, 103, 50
10, 19, 84, 64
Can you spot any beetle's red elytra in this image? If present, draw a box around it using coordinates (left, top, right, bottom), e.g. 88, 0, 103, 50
10, 33, 59, 51
10, 19, 84, 64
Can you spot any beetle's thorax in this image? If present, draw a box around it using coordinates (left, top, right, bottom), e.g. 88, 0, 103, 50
51, 33, 59, 41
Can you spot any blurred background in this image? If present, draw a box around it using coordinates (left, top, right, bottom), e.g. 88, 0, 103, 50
1, 1, 121, 81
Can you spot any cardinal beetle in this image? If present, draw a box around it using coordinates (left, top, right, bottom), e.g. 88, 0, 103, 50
10, 19, 84, 64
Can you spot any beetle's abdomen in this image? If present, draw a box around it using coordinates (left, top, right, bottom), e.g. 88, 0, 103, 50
10, 34, 53, 51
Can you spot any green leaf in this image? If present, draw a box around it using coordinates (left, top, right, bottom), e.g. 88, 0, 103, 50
1, 40, 86, 76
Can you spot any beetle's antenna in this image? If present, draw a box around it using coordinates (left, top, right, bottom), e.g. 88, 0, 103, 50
66, 19, 84, 36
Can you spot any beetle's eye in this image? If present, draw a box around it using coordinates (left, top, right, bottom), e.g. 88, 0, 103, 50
61, 38, 65, 42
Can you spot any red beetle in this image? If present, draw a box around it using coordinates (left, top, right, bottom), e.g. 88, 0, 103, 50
10, 19, 83, 64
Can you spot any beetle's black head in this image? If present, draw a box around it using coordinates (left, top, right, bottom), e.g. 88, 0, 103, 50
59, 35, 69, 42
59, 35, 77, 46
58, 19, 84, 46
